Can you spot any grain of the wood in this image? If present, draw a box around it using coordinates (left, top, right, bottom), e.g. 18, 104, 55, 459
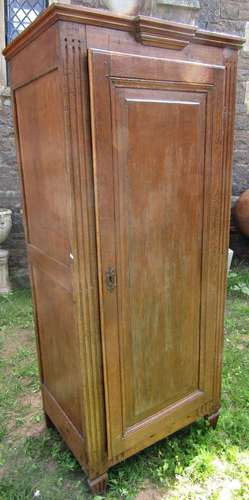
4, 3, 243, 493
88, 48, 226, 457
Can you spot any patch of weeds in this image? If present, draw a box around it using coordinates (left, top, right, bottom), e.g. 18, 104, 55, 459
227, 264, 249, 299
0, 329, 40, 441
0, 289, 33, 331
185, 449, 215, 482
24, 431, 57, 461
0, 432, 89, 500
51, 440, 80, 474
12, 346, 39, 392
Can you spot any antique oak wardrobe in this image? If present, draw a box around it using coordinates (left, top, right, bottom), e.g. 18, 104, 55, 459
3, 3, 244, 493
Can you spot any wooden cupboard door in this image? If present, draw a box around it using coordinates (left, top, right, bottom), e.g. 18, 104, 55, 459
88, 49, 226, 458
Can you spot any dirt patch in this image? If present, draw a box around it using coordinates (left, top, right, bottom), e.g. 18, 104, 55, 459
237, 334, 249, 350
136, 481, 165, 500
21, 391, 42, 410
1, 328, 35, 358
238, 344, 248, 350
1, 326, 43, 441
7, 416, 45, 440
0, 465, 8, 481
239, 335, 249, 341
136, 487, 164, 499
46, 459, 56, 473
14, 419, 46, 439
7, 387, 44, 440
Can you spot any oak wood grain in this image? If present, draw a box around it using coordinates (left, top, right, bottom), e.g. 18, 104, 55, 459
4, 4, 242, 490
88, 48, 226, 457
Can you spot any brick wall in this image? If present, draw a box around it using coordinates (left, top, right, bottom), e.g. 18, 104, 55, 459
1, 0, 249, 288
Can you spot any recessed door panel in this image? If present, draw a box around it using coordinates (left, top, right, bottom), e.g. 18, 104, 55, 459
88, 49, 225, 457
121, 93, 204, 427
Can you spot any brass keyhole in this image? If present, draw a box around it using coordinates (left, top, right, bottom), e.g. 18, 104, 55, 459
105, 267, 116, 293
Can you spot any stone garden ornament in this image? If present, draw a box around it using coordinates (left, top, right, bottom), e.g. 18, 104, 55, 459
104, 0, 139, 14
0, 209, 12, 294
103, 0, 200, 23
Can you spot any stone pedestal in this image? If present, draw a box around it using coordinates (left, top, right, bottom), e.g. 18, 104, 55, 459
0, 208, 12, 294
0, 249, 11, 294
228, 249, 234, 273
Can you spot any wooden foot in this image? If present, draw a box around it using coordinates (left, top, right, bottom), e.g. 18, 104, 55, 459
88, 473, 108, 495
44, 412, 54, 429
205, 409, 220, 429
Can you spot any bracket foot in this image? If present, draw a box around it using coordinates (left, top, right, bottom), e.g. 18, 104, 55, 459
44, 413, 54, 429
88, 472, 108, 495
205, 409, 220, 429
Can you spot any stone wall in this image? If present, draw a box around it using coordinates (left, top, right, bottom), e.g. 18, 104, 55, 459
199, 0, 249, 196
199, 0, 249, 260
0, 87, 29, 287
0, 0, 249, 288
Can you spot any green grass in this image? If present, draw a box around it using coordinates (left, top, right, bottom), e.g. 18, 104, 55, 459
0, 266, 249, 499
0, 289, 34, 331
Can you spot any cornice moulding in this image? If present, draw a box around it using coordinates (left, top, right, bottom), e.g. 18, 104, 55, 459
2, 2, 245, 60
135, 15, 196, 49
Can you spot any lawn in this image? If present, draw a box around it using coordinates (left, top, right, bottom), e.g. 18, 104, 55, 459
0, 266, 249, 499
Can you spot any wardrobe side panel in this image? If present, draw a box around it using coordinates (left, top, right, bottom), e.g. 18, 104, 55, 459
11, 32, 84, 439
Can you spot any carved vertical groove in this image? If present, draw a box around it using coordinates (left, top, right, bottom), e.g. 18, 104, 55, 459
60, 24, 107, 476
198, 79, 223, 411
213, 53, 238, 408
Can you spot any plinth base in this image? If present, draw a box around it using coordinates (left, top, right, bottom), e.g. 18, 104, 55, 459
0, 249, 11, 294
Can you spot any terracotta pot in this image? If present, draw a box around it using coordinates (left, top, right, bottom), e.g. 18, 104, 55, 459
235, 189, 249, 238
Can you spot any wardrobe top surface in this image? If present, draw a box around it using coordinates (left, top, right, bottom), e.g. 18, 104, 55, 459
3, 1, 245, 60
